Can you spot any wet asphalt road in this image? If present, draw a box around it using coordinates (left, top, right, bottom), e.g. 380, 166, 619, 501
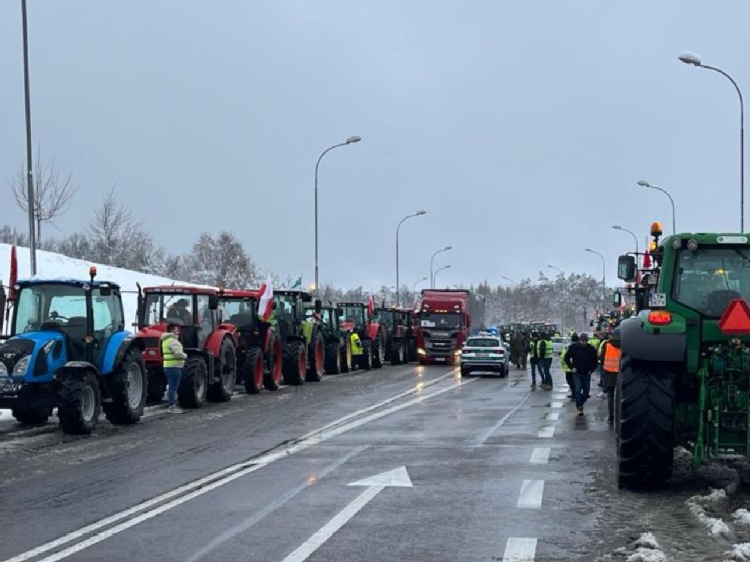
1, 360, 748, 562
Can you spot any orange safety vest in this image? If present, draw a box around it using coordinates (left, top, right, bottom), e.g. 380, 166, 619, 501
603, 343, 621, 374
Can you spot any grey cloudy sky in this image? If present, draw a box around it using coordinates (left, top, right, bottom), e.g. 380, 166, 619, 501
1, 1, 748, 291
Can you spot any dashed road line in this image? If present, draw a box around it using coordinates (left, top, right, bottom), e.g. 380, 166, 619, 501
529, 447, 550, 465
517, 480, 545, 509
544, 412, 559, 421
550, 401, 563, 408
502, 537, 537, 561
538, 426, 555, 438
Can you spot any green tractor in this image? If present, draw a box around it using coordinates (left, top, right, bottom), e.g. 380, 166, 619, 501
615, 222, 750, 489
305, 301, 354, 374
273, 290, 325, 383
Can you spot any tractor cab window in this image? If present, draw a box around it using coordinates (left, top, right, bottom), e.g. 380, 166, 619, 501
221, 299, 257, 328
340, 306, 364, 326
92, 287, 124, 337
197, 294, 214, 345
378, 312, 395, 330
673, 247, 750, 316
163, 296, 194, 326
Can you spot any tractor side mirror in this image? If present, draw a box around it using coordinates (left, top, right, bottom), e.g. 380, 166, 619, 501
315, 299, 322, 313
617, 255, 637, 282
208, 293, 219, 310
613, 291, 622, 308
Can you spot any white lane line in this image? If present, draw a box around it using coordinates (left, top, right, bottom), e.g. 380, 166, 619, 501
550, 401, 563, 408
502, 537, 537, 561
545, 412, 559, 421
4, 375, 472, 562
473, 391, 533, 447
529, 447, 551, 465
517, 480, 545, 509
538, 426, 555, 438
185, 445, 370, 562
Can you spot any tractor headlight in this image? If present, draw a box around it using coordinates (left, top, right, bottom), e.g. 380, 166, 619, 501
13, 356, 31, 376
687, 238, 699, 251
0, 363, 7, 376
672, 238, 682, 250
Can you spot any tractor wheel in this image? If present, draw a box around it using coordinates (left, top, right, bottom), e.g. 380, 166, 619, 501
390, 339, 405, 365
372, 331, 386, 369
207, 339, 236, 403
103, 347, 147, 425
616, 355, 676, 490
57, 371, 101, 435
340, 338, 353, 373
282, 341, 307, 386
243, 347, 264, 395
146, 366, 166, 404
325, 341, 342, 374
359, 340, 373, 371
178, 357, 208, 409
13, 404, 51, 424
264, 339, 283, 392
306, 332, 325, 382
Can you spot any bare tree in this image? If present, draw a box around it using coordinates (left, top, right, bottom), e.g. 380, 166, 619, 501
185, 231, 261, 288
11, 147, 78, 244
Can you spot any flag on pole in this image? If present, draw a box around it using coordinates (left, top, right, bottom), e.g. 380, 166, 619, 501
291, 275, 302, 289
8, 244, 18, 302
367, 294, 375, 317
258, 276, 274, 322
642, 249, 652, 269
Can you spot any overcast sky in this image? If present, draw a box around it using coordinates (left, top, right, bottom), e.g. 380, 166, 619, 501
1, 1, 748, 291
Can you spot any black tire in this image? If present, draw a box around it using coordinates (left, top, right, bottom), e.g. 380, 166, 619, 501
244, 347, 264, 395
372, 331, 386, 369
306, 332, 325, 382
282, 341, 307, 386
207, 339, 236, 402
340, 337, 353, 373
178, 357, 208, 408
57, 371, 101, 435
617, 355, 676, 490
103, 347, 147, 425
359, 340, 373, 371
12, 404, 51, 424
390, 338, 405, 365
325, 341, 342, 374
146, 366, 166, 404
460, 366, 470, 378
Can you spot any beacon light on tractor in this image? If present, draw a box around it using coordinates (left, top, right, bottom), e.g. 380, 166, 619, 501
615, 224, 750, 490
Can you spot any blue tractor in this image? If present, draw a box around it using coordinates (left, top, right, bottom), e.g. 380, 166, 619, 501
0, 269, 147, 434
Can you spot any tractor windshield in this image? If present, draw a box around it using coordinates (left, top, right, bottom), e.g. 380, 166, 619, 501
143, 293, 195, 327
14, 283, 86, 334
672, 247, 750, 316
377, 311, 395, 330
340, 305, 365, 326
220, 298, 257, 327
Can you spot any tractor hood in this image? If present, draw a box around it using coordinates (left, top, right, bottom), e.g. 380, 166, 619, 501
0, 332, 65, 379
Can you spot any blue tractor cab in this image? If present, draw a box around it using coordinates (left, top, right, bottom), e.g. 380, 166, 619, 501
0, 268, 146, 434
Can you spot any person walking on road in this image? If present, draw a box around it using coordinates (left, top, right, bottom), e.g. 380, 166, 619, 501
564, 332, 598, 416
600, 328, 621, 424
537, 332, 554, 390
161, 323, 187, 413
561, 334, 577, 400
528, 332, 541, 389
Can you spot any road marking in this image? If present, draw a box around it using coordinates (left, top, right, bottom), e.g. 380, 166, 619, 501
517, 480, 545, 509
185, 445, 369, 562
3, 374, 470, 562
529, 447, 550, 465
550, 401, 563, 408
538, 426, 555, 438
473, 392, 532, 447
502, 537, 537, 561
281, 467, 413, 562
545, 412, 559, 421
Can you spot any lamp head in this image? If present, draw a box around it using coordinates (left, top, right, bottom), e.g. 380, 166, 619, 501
345, 135, 362, 144
678, 51, 702, 66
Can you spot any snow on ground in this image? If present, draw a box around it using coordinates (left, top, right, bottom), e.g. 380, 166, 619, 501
686, 488, 733, 537
735, 509, 750, 526
0, 243, 206, 331
625, 533, 667, 562
723, 543, 750, 561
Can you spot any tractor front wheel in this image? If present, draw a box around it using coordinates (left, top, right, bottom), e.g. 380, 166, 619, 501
390, 338, 405, 365
282, 341, 307, 386
178, 357, 208, 408
244, 348, 264, 395
306, 332, 325, 382
372, 332, 386, 369
341, 338, 353, 373
208, 339, 236, 402
325, 341, 342, 374
616, 354, 676, 490
13, 404, 51, 424
146, 366, 166, 404
359, 340, 373, 371
57, 371, 101, 435
103, 347, 147, 424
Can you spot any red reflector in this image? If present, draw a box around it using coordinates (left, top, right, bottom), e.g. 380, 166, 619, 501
493, 348, 504, 354
648, 311, 672, 325
719, 299, 750, 334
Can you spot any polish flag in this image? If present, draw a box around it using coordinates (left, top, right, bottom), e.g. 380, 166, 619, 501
258, 276, 274, 322
8, 244, 18, 302
367, 294, 375, 318
642, 250, 652, 269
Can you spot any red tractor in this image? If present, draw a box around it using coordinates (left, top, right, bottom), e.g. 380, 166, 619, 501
375, 306, 418, 365
216, 289, 285, 394
339, 302, 387, 370
136, 286, 237, 407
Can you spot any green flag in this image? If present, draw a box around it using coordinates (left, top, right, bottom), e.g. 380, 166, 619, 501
291, 275, 302, 288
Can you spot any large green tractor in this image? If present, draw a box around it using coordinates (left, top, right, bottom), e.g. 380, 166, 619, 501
615, 222, 750, 489
305, 302, 354, 374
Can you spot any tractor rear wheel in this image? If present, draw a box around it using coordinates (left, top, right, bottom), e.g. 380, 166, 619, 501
57, 371, 101, 435
306, 332, 325, 382
325, 341, 342, 374
282, 341, 307, 386
103, 347, 147, 424
617, 355, 676, 490
340, 338, 353, 372
372, 331, 386, 369
390, 338, 405, 365
178, 357, 208, 408
146, 366, 166, 404
207, 339, 236, 402
243, 348, 264, 395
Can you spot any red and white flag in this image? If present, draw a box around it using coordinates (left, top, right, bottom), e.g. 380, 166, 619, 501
8, 244, 18, 301
367, 294, 375, 317
258, 276, 274, 322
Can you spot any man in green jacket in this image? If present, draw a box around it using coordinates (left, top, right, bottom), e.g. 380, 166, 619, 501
161, 323, 187, 413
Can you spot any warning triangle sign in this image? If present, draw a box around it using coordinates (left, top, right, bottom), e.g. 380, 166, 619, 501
718, 299, 750, 334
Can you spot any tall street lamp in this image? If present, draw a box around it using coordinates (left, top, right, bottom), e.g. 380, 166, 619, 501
396, 210, 426, 306
637, 180, 677, 234
412, 276, 428, 292
21, 0, 37, 275
547, 265, 565, 332
502, 276, 517, 322
430, 245, 452, 288
314, 135, 361, 295
612, 225, 640, 255
679, 51, 745, 231
433, 264, 451, 288
585, 248, 606, 309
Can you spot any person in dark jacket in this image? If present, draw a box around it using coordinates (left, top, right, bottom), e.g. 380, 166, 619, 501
564, 332, 598, 415
527, 332, 541, 389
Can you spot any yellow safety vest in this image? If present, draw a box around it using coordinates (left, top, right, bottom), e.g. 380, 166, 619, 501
161, 335, 184, 368
536, 339, 553, 359
561, 347, 572, 373
350, 333, 363, 356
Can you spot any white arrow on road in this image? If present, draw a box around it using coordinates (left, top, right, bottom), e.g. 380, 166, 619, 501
281, 467, 413, 562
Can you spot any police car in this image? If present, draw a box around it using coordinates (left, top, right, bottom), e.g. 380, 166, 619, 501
460, 332, 509, 377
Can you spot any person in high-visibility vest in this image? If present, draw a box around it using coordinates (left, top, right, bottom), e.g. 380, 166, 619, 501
536, 333, 554, 390
561, 335, 576, 401
601, 327, 621, 424
349, 330, 363, 366
161, 323, 187, 413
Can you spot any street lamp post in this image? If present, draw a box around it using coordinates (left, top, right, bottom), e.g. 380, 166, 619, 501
429, 245, 452, 288
502, 276, 517, 322
21, 0, 37, 275
612, 225, 640, 255
433, 264, 451, 288
396, 210, 426, 306
636, 181, 677, 234
679, 51, 745, 231
547, 264, 565, 331
585, 248, 606, 310
412, 276, 428, 292
314, 135, 361, 295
